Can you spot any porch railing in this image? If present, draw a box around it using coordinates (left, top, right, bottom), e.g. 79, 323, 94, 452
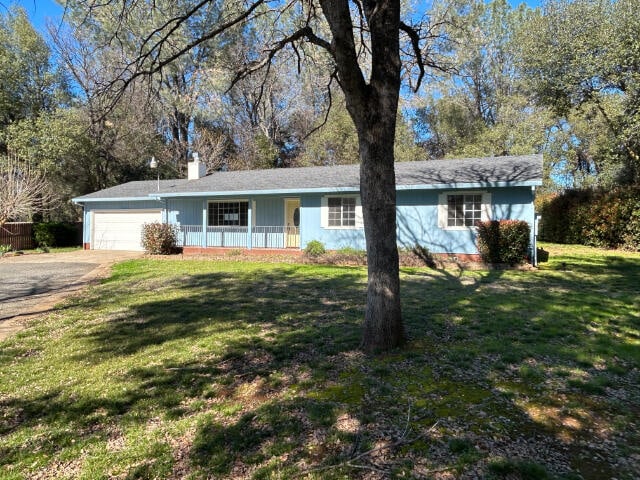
177, 225, 300, 249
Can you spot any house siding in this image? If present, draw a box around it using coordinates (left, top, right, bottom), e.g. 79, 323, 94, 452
167, 198, 202, 225
79, 186, 536, 255
299, 194, 367, 250
256, 197, 285, 226
491, 186, 536, 254
396, 186, 535, 254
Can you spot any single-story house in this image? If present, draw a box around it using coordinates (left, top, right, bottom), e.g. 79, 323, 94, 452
72, 154, 543, 260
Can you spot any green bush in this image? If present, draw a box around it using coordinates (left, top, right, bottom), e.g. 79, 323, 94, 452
623, 208, 640, 250
34, 222, 82, 248
34, 224, 55, 247
141, 222, 178, 255
477, 220, 530, 265
539, 187, 640, 250
304, 240, 326, 257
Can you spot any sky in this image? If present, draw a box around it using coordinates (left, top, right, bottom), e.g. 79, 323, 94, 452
8, 0, 543, 34
4, 0, 62, 30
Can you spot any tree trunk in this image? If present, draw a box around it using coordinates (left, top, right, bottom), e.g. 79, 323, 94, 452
358, 118, 405, 352
319, 0, 406, 352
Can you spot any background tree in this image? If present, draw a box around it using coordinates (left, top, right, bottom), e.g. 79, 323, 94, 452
516, 0, 640, 186
413, 0, 552, 160
61, 0, 337, 173
0, 155, 55, 227
0, 6, 63, 152
299, 98, 422, 166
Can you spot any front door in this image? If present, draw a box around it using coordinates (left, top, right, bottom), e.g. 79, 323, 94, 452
284, 198, 300, 248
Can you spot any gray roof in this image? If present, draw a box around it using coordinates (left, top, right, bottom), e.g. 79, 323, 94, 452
74, 179, 192, 200
73, 154, 542, 202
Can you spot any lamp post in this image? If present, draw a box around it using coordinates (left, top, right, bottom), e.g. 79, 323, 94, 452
149, 156, 159, 192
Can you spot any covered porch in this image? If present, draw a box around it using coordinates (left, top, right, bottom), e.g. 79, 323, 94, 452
169, 195, 302, 250
176, 225, 300, 249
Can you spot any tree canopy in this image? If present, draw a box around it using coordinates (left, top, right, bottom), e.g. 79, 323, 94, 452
4, 0, 640, 203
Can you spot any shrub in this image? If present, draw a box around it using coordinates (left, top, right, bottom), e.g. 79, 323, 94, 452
623, 208, 640, 250
34, 222, 82, 248
539, 187, 640, 250
141, 222, 178, 254
304, 240, 326, 257
0, 244, 12, 256
477, 220, 530, 265
34, 223, 55, 247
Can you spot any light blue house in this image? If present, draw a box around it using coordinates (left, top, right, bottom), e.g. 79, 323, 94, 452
72, 154, 543, 259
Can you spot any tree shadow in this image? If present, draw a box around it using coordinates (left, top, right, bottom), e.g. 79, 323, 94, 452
78, 266, 365, 359
1, 255, 638, 479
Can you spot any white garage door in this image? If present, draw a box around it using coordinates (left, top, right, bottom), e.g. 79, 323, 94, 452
92, 210, 162, 251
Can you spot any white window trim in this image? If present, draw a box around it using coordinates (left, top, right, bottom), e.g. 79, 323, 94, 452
438, 191, 491, 230
321, 194, 363, 229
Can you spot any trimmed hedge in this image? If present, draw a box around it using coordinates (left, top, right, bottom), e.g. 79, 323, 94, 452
477, 220, 531, 265
538, 187, 640, 251
34, 222, 82, 248
141, 222, 179, 254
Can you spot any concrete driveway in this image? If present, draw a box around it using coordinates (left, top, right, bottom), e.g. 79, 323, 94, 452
0, 250, 143, 340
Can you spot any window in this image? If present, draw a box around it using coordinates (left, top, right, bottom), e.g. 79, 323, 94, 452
321, 195, 362, 229
438, 191, 490, 229
208, 201, 248, 226
447, 194, 482, 227
328, 197, 356, 227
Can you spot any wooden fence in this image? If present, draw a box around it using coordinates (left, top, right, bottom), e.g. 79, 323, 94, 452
0, 222, 35, 250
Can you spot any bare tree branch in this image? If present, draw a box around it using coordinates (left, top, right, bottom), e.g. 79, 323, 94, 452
103, 0, 267, 101
399, 21, 425, 92
0, 155, 56, 227
303, 68, 339, 140
227, 25, 331, 92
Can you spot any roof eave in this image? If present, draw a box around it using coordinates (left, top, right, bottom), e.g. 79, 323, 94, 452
72, 179, 542, 203
153, 180, 542, 198
397, 180, 543, 190
72, 196, 162, 204
153, 186, 362, 198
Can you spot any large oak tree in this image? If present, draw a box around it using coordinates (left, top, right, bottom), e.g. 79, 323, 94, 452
70, 0, 452, 352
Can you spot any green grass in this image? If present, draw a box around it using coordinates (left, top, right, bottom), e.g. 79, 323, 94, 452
1, 243, 639, 479
18, 246, 83, 254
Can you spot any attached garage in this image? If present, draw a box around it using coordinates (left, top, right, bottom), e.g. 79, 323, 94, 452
92, 209, 162, 251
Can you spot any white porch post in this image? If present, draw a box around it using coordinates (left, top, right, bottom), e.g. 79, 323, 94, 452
247, 199, 253, 250
201, 199, 207, 248
161, 199, 166, 223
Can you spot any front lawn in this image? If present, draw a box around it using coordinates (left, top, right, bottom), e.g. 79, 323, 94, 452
1, 244, 638, 479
